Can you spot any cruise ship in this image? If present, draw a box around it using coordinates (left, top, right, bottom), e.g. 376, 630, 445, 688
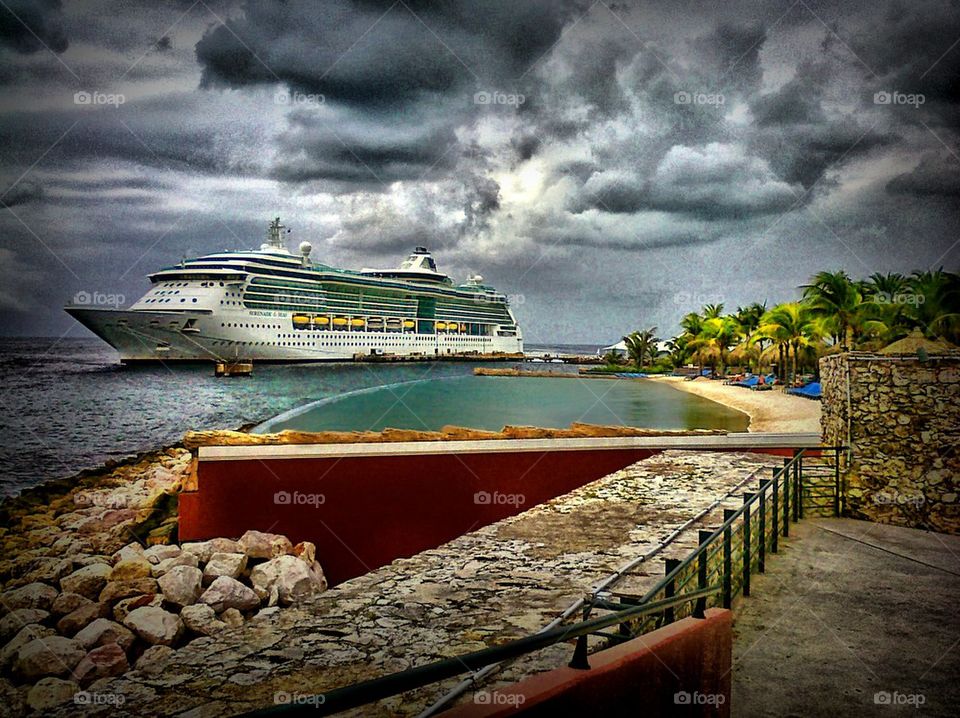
66, 219, 524, 362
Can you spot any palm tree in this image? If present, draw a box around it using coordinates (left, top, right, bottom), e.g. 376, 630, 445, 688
801, 270, 862, 350
903, 269, 960, 344
702, 303, 725, 319
756, 303, 822, 384
735, 302, 767, 336
687, 316, 740, 375
623, 328, 660, 370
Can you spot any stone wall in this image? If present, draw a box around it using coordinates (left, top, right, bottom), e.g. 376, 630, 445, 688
820, 353, 960, 533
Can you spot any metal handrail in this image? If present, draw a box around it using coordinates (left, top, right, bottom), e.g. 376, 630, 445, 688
243, 587, 720, 717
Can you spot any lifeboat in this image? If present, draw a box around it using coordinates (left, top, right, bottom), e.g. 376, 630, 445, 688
402, 319, 415, 329
332, 317, 348, 327
367, 318, 384, 331
292, 314, 309, 327
350, 318, 365, 327
435, 321, 447, 331
459, 323, 467, 332
315, 316, 330, 326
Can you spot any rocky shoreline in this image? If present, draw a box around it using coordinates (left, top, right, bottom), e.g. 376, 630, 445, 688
0, 447, 329, 713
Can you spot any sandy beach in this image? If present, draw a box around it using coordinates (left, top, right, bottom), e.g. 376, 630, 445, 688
649, 376, 822, 433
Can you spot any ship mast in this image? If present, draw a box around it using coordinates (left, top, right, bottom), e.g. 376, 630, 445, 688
266, 217, 287, 250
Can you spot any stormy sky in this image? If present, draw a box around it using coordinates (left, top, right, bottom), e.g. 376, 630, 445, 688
1, 0, 958, 345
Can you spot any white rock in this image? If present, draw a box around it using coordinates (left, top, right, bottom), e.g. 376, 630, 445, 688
181, 538, 241, 564
249, 555, 326, 607
239, 530, 293, 559
202, 552, 247, 584
179, 604, 227, 636
112, 542, 146, 564
1, 582, 58, 612
13, 636, 86, 680
158, 566, 203, 608
60, 564, 111, 599
199, 576, 260, 613
122, 606, 184, 646
26, 677, 78, 711
74, 618, 135, 651
142, 544, 181, 565
151, 552, 198, 578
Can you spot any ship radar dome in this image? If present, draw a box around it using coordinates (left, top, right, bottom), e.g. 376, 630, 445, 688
299, 241, 312, 256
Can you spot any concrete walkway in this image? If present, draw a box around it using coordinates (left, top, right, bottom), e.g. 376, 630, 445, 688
732, 518, 960, 717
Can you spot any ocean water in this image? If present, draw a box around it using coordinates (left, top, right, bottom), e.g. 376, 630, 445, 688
0, 338, 747, 497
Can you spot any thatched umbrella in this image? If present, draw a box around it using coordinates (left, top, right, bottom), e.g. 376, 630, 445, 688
878, 329, 960, 355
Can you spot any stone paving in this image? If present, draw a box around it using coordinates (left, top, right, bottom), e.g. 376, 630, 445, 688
11, 449, 780, 718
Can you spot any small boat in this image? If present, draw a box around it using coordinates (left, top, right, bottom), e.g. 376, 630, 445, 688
215, 360, 253, 377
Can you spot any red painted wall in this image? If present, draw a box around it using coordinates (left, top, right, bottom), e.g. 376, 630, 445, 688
179, 444, 816, 586
179, 448, 657, 585
441, 609, 732, 718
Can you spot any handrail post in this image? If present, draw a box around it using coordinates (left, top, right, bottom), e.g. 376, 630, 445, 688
834, 447, 841, 517
694, 530, 711, 618
722, 509, 734, 609
795, 449, 804, 520
743, 493, 754, 597
771, 468, 779, 553
782, 458, 790, 537
663, 558, 680, 625
568, 604, 591, 670
758, 479, 770, 572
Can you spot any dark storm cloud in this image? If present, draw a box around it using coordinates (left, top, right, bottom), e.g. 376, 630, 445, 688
195, 0, 585, 105
887, 154, 960, 198
0, 0, 67, 54
0, 179, 43, 206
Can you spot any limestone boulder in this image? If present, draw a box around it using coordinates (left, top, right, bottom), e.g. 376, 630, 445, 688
181, 538, 241, 564
56, 602, 108, 636
60, 564, 111, 599
1, 624, 55, 668
0, 608, 49, 644
51, 592, 93, 617
112, 594, 161, 623
142, 544, 181, 565
179, 604, 226, 636
122, 606, 184, 646
74, 618, 135, 651
158, 566, 203, 608
199, 576, 260, 613
112, 542, 146, 564
151, 552, 198, 578
109, 559, 152, 581
99, 578, 159, 604
1, 582, 58, 612
239, 530, 293, 559
202, 552, 247, 584
13, 636, 86, 681
220, 607, 244, 628
250, 555, 326, 606
72, 643, 129, 686
26, 677, 78, 712
293, 541, 317, 565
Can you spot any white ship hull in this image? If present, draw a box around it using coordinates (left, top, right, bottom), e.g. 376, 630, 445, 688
67, 307, 523, 362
